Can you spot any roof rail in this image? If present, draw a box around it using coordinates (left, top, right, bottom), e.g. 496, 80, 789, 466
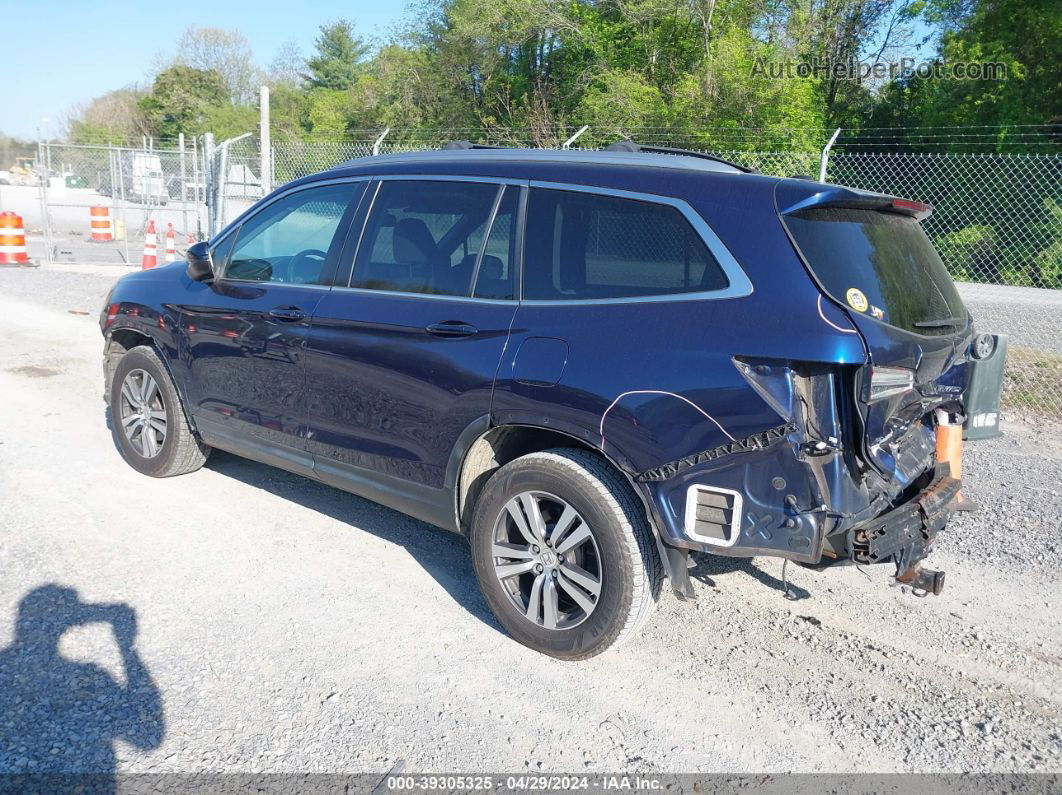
441, 140, 505, 150
604, 140, 758, 174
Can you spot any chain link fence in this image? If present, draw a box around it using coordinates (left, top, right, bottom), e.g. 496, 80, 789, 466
19, 141, 207, 266
16, 133, 1060, 418
210, 134, 265, 231
826, 152, 1062, 418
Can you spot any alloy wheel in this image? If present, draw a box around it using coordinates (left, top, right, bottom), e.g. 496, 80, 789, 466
118, 368, 167, 458
491, 491, 603, 630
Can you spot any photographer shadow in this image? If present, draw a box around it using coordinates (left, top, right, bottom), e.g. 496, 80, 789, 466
0, 584, 164, 787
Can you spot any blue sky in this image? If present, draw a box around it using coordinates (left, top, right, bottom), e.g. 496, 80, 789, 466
3, 1, 937, 141
2, 0, 408, 140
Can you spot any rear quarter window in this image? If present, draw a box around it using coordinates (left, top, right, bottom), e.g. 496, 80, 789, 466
523, 188, 729, 300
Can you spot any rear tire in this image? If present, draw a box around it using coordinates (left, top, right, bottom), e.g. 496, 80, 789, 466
109, 345, 210, 477
470, 449, 660, 660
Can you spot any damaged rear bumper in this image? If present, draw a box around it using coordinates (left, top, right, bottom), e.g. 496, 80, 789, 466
851, 463, 958, 570
637, 361, 965, 597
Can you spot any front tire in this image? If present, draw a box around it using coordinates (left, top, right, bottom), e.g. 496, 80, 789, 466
109, 345, 210, 477
470, 449, 660, 660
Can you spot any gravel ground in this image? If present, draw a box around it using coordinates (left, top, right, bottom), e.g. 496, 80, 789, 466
0, 262, 127, 317
0, 265, 1060, 776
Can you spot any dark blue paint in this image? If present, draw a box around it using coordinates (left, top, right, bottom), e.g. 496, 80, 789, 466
99, 153, 975, 562
512, 337, 569, 387
176, 280, 323, 449
302, 290, 517, 486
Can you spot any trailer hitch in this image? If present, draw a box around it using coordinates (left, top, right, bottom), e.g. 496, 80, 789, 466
895, 563, 946, 596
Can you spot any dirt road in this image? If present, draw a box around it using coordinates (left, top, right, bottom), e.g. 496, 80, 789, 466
0, 270, 1060, 774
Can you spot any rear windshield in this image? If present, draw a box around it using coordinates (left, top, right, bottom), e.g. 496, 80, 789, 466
783, 207, 966, 336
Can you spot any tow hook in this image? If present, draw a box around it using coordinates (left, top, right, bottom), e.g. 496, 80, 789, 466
895, 564, 946, 596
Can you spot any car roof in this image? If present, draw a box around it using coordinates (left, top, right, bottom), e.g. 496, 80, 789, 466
292, 147, 905, 214
331, 147, 748, 176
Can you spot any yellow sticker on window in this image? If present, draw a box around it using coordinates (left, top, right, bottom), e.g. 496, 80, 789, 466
846, 288, 868, 312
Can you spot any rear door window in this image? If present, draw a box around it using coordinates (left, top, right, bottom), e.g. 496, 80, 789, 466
783, 207, 966, 335
473, 186, 519, 300
352, 180, 503, 297
523, 188, 728, 300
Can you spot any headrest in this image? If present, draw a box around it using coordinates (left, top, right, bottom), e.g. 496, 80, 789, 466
393, 218, 436, 265
478, 255, 503, 280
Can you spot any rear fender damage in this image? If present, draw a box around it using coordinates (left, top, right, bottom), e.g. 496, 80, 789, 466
642, 357, 952, 582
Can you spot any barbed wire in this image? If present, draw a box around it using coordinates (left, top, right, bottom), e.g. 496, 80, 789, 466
49, 122, 1062, 153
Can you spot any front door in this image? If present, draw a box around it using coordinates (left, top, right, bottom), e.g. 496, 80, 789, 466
304, 178, 522, 518
179, 180, 366, 461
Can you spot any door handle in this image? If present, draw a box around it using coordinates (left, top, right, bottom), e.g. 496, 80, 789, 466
269, 306, 305, 322
425, 321, 478, 338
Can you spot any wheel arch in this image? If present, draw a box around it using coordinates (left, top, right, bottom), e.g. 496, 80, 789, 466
104, 326, 199, 437
451, 421, 677, 581
104, 327, 156, 400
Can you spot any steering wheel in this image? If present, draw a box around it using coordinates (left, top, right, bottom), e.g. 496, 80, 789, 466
284, 248, 328, 283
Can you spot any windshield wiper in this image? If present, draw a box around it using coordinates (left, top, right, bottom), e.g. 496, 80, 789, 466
913, 317, 962, 328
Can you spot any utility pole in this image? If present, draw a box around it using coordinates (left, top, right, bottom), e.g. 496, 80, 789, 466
259, 85, 272, 195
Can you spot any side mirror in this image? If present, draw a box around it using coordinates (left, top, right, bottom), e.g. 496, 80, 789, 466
186, 241, 214, 282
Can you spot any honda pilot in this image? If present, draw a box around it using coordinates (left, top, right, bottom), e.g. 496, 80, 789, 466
99, 142, 1005, 659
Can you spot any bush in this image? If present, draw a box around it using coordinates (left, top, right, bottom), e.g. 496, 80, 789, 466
935, 225, 998, 283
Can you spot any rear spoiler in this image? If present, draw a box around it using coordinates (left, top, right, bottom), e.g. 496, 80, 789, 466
777, 182, 932, 221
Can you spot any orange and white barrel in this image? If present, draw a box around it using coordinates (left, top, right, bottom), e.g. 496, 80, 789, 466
164, 223, 177, 262
141, 220, 158, 270
0, 212, 32, 266
89, 205, 113, 242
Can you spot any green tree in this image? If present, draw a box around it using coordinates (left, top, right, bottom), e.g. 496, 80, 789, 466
304, 20, 371, 90
866, 0, 1061, 147
66, 88, 149, 144
138, 66, 228, 139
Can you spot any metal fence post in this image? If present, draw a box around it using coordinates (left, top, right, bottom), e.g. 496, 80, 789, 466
372, 127, 391, 156
204, 132, 216, 237
192, 136, 202, 240
259, 86, 272, 194
563, 125, 589, 149
818, 128, 841, 183
179, 133, 188, 240
108, 144, 130, 265
37, 139, 53, 263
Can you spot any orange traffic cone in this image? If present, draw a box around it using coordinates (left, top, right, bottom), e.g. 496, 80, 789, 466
165, 223, 177, 262
141, 220, 158, 270
0, 212, 33, 267
89, 205, 114, 242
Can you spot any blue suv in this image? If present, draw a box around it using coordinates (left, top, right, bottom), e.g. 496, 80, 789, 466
100, 143, 1003, 659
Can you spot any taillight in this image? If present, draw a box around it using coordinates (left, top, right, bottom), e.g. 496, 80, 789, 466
868, 366, 914, 402
104, 303, 120, 327
891, 198, 929, 214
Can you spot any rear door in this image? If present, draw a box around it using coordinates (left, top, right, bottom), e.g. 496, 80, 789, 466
179, 179, 365, 461
303, 177, 522, 518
